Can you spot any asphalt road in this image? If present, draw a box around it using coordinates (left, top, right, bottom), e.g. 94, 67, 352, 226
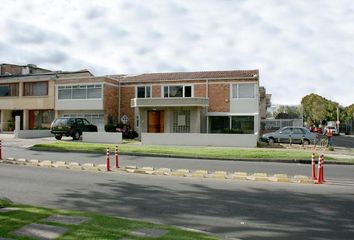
1, 164, 354, 240
333, 135, 354, 148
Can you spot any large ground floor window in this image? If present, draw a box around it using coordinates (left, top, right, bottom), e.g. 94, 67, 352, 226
209, 115, 254, 134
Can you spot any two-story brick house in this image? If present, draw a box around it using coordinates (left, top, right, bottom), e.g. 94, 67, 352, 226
111, 70, 260, 137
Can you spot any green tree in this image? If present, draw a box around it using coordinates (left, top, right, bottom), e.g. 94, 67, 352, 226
273, 105, 301, 119
301, 93, 339, 126
341, 104, 354, 123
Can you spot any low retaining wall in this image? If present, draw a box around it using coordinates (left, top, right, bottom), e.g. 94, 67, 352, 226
141, 133, 258, 147
14, 130, 52, 139
82, 132, 122, 144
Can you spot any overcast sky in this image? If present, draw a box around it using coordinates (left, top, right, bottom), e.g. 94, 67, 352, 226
0, 0, 353, 106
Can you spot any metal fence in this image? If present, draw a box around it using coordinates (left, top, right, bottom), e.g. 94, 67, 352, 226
261, 119, 303, 131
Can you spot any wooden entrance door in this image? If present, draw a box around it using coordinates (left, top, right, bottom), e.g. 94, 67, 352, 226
148, 111, 164, 133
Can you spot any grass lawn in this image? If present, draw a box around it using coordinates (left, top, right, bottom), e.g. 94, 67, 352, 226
0, 199, 217, 240
29, 141, 344, 161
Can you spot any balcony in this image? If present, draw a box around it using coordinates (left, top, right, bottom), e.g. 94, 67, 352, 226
131, 97, 209, 108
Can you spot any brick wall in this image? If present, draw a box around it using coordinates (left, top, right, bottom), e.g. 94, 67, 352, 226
152, 85, 161, 97
103, 84, 118, 124
1, 65, 23, 75
194, 83, 206, 97
208, 83, 230, 112
119, 86, 135, 127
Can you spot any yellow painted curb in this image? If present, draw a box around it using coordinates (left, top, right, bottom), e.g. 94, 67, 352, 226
153, 168, 172, 175
68, 162, 82, 170
210, 171, 228, 179
231, 172, 248, 180
82, 163, 98, 171
39, 160, 53, 167
28, 159, 40, 166
16, 158, 27, 165
191, 170, 208, 178
135, 167, 155, 175
293, 175, 313, 184
172, 169, 190, 177
53, 161, 68, 169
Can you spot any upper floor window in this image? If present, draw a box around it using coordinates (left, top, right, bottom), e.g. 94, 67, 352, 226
136, 86, 151, 98
163, 85, 192, 98
58, 84, 102, 100
24, 81, 48, 96
232, 83, 256, 99
0, 83, 19, 97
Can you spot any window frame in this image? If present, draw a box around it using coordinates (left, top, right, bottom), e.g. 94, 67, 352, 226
23, 81, 48, 96
231, 83, 256, 99
162, 84, 194, 98
57, 84, 103, 100
135, 85, 152, 98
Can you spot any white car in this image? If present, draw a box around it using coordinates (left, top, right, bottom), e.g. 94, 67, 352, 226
324, 126, 339, 135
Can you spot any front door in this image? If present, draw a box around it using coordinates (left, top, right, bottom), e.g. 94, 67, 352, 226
148, 111, 164, 133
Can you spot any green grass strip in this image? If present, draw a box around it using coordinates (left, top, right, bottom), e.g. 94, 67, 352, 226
0, 200, 217, 239
28, 141, 352, 162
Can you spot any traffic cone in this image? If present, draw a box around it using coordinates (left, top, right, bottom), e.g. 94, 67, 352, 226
311, 153, 317, 180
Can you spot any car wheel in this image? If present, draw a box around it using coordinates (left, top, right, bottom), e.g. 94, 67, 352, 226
54, 134, 62, 140
268, 138, 275, 145
302, 139, 310, 145
72, 130, 81, 140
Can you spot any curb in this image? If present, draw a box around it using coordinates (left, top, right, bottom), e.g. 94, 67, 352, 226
0, 157, 317, 185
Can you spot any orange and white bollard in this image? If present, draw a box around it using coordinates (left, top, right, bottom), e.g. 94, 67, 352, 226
106, 147, 111, 171
115, 145, 119, 168
316, 154, 324, 184
311, 153, 317, 180
320, 154, 325, 182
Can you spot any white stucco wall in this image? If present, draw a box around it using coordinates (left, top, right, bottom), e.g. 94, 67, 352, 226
141, 133, 257, 147
14, 130, 52, 139
82, 132, 122, 144
55, 99, 103, 110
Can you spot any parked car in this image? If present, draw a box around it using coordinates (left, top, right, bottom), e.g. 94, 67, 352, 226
50, 117, 98, 140
261, 126, 316, 145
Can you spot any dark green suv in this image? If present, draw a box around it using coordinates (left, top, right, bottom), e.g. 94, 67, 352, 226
50, 117, 98, 140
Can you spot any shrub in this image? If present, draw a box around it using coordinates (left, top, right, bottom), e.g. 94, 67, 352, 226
104, 124, 116, 132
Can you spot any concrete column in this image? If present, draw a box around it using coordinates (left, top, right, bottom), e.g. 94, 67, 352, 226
55, 110, 60, 118
23, 110, 29, 130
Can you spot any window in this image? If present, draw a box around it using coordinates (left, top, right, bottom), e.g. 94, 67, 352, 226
173, 110, 190, 133
209, 115, 254, 134
231, 116, 254, 134
209, 116, 230, 133
163, 85, 193, 98
0, 83, 19, 97
292, 128, 305, 134
136, 86, 151, 98
24, 82, 48, 96
281, 128, 291, 134
232, 83, 255, 98
58, 84, 102, 100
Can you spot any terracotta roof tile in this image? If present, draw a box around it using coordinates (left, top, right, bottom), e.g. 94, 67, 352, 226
109, 69, 259, 83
